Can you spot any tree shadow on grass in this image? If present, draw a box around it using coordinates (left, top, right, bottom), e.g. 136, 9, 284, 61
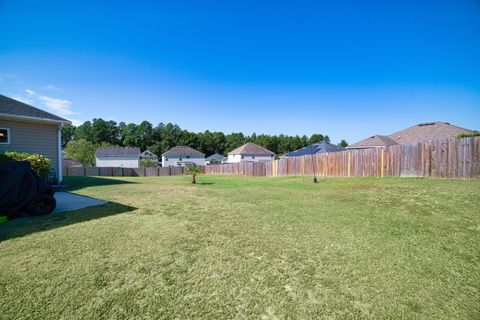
0, 201, 136, 242
60, 176, 138, 192
196, 182, 214, 185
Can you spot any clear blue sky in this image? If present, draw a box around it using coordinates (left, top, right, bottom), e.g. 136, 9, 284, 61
1, 0, 479, 144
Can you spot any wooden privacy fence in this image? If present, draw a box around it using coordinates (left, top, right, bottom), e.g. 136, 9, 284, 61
205, 137, 480, 179
63, 166, 187, 177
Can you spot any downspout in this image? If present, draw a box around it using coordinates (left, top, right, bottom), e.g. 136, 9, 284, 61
57, 123, 63, 185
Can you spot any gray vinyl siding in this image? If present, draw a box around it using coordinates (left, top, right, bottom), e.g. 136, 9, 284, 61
0, 118, 59, 173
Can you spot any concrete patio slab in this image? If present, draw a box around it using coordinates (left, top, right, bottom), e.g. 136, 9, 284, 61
53, 192, 106, 214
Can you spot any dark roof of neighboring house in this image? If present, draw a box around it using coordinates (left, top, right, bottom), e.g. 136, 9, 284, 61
140, 150, 157, 157
206, 153, 226, 161
284, 141, 344, 157
228, 142, 275, 155
0, 94, 70, 123
348, 122, 476, 148
95, 147, 141, 157
347, 135, 398, 148
63, 158, 83, 168
162, 146, 205, 157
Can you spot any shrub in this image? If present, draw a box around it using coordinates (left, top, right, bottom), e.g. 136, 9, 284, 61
0, 151, 51, 177
456, 132, 480, 139
185, 165, 203, 184
140, 159, 158, 168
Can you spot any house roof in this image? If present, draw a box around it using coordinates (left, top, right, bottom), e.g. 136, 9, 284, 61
0, 94, 71, 124
95, 147, 141, 157
228, 142, 275, 155
162, 146, 205, 157
347, 135, 398, 148
206, 153, 226, 161
140, 150, 157, 157
389, 122, 475, 144
284, 141, 344, 157
348, 122, 476, 148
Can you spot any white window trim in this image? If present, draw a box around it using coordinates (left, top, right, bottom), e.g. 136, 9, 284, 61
0, 128, 10, 144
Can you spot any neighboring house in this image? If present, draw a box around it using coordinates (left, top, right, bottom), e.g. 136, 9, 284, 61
95, 147, 140, 168
162, 146, 205, 167
140, 150, 158, 162
283, 141, 344, 158
227, 142, 275, 163
62, 150, 82, 168
205, 153, 227, 165
0, 94, 71, 183
347, 122, 476, 149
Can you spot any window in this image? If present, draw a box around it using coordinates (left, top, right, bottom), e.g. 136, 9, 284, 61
0, 128, 10, 144
252, 155, 255, 159
186, 155, 190, 159
179, 157, 183, 161
241, 155, 244, 159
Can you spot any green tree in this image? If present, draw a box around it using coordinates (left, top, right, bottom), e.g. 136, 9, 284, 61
122, 123, 139, 147
118, 122, 127, 145
75, 121, 92, 140
91, 118, 120, 145
61, 124, 77, 148
255, 134, 275, 153
97, 141, 116, 148
140, 159, 158, 168
339, 139, 348, 148
185, 165, 203, 184
135, 121, 153, 150
63, 118, 331, 159
64, 139, 96, 167
309, 133, 325, 144
224, 132, 245, 153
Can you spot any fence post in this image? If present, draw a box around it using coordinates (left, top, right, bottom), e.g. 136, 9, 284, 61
381, 149, 385, 178
348, 152, 351, 177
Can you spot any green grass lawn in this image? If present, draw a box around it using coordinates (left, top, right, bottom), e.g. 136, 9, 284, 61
1, 175, 479, 319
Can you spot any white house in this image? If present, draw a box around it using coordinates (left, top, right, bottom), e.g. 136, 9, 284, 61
95, 147, 140, 168
227, 142, 275, 163
162, 146, 205, 167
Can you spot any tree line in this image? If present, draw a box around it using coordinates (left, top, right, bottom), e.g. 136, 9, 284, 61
62, 118, 348, 165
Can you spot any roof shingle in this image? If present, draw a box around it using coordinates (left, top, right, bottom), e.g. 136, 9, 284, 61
0, 94, 70, 123
389, 122, 475, 144
348, 122, 476, 148
284, 141, 344, 157
228, 142, 275, 155
162, 146, 205, 157
95, 147, 141, 157
206, 153, 226, 161
348, 135, 398, 148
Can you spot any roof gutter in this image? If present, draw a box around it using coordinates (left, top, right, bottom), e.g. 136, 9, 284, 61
0, 113, 71, 125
